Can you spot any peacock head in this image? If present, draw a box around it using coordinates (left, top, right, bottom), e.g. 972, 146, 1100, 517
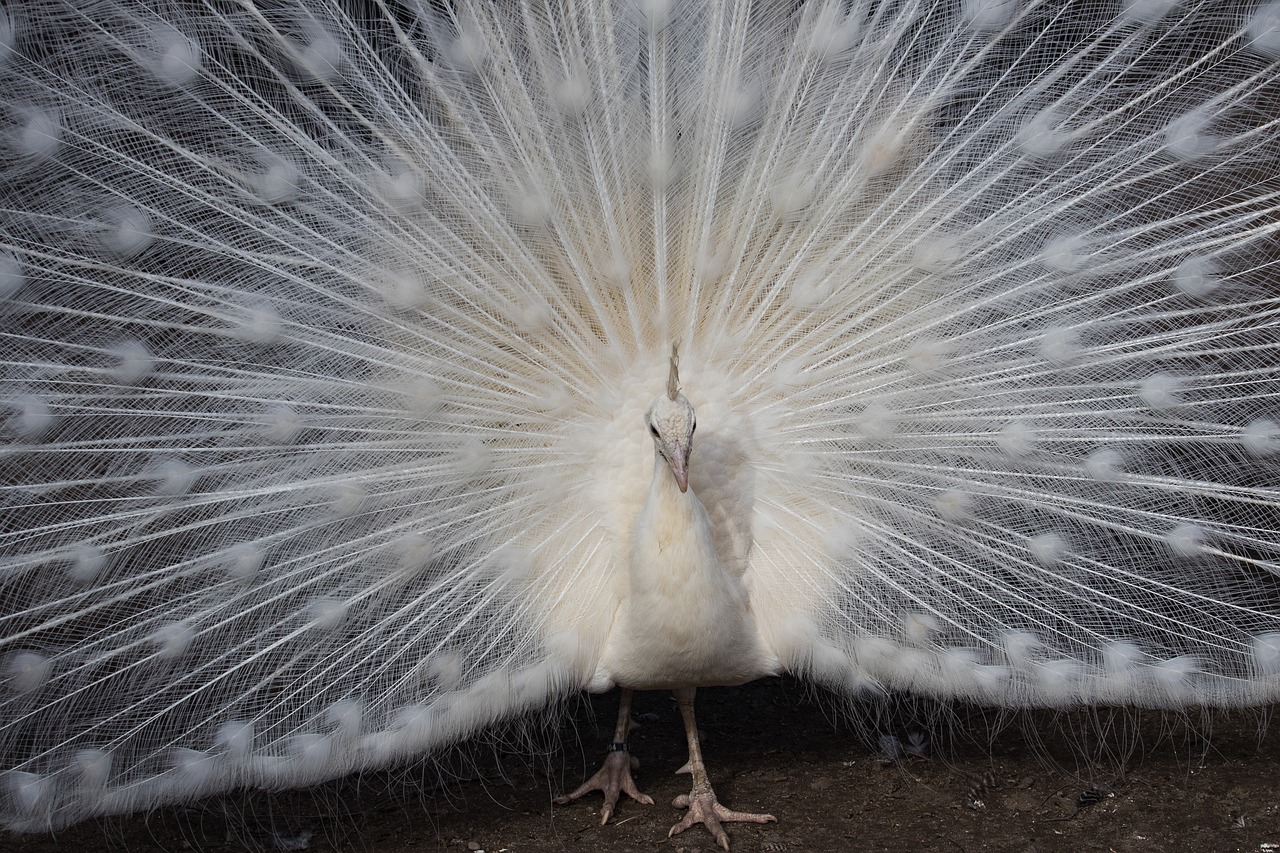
646, 346, 697, 493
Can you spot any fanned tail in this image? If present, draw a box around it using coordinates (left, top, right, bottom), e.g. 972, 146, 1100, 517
1, 0, 1278, 832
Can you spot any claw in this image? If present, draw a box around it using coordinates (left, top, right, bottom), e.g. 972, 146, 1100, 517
669, 789, 776, 851
554, 748, 653, 824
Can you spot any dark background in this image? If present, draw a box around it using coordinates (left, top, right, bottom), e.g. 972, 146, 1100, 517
6, 678, 1279, 852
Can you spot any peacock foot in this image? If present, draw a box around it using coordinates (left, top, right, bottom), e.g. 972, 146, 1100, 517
668, 788, 777, 851
554, 745, 654, 825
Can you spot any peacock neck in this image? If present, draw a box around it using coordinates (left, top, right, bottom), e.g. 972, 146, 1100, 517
629, 450, 715, 590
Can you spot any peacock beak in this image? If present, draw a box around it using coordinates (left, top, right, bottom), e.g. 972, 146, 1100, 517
667, 444, 690, 493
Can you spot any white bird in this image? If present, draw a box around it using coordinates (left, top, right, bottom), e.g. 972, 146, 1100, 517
2, 0, 1280, 848
557, 349, 780, 845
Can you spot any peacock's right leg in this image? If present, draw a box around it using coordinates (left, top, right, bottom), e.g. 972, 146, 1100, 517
668, 687, 777, 851
554, 688, 654, 824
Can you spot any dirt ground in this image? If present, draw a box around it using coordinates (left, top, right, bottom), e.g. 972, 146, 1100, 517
7, 678, 1280, 853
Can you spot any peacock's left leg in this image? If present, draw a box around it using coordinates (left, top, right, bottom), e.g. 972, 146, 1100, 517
668, 687, 776, 851
554, 688, 653, 824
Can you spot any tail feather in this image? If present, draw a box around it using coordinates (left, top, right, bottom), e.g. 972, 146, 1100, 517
2, 0, 1279, 831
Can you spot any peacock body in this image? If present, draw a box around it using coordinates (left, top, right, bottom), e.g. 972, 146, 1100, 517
2, 0, 1280, 839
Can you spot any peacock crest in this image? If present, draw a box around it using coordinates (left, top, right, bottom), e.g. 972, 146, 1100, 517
667, 345, 681, 402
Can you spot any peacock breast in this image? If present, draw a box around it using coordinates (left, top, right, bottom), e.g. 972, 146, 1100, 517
595, 489, 776, 690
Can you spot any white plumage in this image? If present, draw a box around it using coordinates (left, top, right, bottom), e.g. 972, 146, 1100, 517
594, 377, 774, 695
2, 0, 1280, 844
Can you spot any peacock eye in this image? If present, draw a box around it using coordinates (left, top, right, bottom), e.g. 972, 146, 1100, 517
690, 420, 696, 434
649, 424, 660, 437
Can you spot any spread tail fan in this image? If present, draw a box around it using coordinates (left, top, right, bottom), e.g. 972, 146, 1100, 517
2, 0, 1279, 833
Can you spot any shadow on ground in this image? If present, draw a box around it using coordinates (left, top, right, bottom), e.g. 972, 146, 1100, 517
8, 678, 1280, 852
